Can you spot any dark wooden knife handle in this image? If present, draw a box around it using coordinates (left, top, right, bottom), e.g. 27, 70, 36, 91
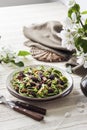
13, 105, 44, 121
14, 101, 46, 115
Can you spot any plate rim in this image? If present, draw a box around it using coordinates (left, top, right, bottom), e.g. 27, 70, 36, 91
6, 64, 73, 102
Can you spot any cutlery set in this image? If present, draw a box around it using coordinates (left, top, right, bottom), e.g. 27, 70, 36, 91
0, 95, 46, 121
2, 65, 73, 121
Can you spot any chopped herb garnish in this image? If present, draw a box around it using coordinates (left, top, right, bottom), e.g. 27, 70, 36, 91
11, 66, 68, 98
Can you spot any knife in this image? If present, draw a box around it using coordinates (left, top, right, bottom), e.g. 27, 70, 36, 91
12, 104, 44, 121
12, 100, 46, 115
0, 95, 44, 121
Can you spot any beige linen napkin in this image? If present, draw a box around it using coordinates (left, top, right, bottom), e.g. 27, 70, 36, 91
66, 56, 87, 77
23, 21, 75, 62
23, 21, 87, 76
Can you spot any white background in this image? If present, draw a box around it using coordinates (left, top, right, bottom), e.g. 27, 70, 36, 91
0, 0, 52, 6
60, 0, 87, 10
0, 0, 86, 11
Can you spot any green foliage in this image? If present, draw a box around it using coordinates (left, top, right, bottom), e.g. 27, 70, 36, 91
81, 11, 87, 14
68, 4, 80, 18
68, 3, 81, 23
75, 36, 87, 53
11, 60, 24, 67
85, 19, 87, 25
68, 2, 87, 53
18, 50, 30, 56
0, 49, 30, 67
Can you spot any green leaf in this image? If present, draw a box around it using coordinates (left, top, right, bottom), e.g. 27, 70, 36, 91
85, 19, 87, 25
78, 28, 84, 34
68, 3, 80, 18
81, 10, 87, 14
83, 24, 87, 30
11, 60, 24, 67
68, 8, 73, 18
73, 3, 80, 12
18, 50, 30, 56
75, 36, 87, 53
14, 61, 24, 67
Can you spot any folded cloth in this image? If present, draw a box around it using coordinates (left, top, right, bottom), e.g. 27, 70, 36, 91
66, 56, 79, 67
72, 64, 87, 77
66, 56, 87, 77
23, 21, 75, 62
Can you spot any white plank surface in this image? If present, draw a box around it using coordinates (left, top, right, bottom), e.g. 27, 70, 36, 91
0, 2, 87, 130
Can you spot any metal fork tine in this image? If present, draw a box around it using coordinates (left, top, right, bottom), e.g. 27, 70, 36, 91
0, 95, 7, 104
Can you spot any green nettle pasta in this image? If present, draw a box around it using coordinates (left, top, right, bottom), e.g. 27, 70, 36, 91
11, 66, 68, 98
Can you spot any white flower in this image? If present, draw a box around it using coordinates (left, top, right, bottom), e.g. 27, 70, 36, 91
84, 61, 87, 68
63, 17, 73, 29
63, 17, 77, 31
77, 53, 85, 65
14, 57, 21, 63
0, 46, 16, 58
83, 53, 87, 68
71, 12, 77, 23
61, 30, 70, 38
68, 0, 76, 7
61, 29, 76, 50
67, 43, 75, 50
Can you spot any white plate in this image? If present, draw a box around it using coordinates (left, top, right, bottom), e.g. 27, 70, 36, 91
6, 65, 73, 102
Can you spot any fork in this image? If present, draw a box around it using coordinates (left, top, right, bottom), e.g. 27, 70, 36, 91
0, 95, 44, 121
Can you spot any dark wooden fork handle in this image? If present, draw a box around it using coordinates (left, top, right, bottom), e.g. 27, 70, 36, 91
13, 105, 44, 121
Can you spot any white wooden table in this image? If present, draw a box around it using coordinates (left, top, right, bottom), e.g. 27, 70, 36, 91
0, 2, 87, 130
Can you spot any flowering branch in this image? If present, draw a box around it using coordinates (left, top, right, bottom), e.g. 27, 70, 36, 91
0, 47, 30, 67
61, 0, 87, 54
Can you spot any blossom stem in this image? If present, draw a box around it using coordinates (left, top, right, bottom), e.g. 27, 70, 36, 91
79, 19, 84, 28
